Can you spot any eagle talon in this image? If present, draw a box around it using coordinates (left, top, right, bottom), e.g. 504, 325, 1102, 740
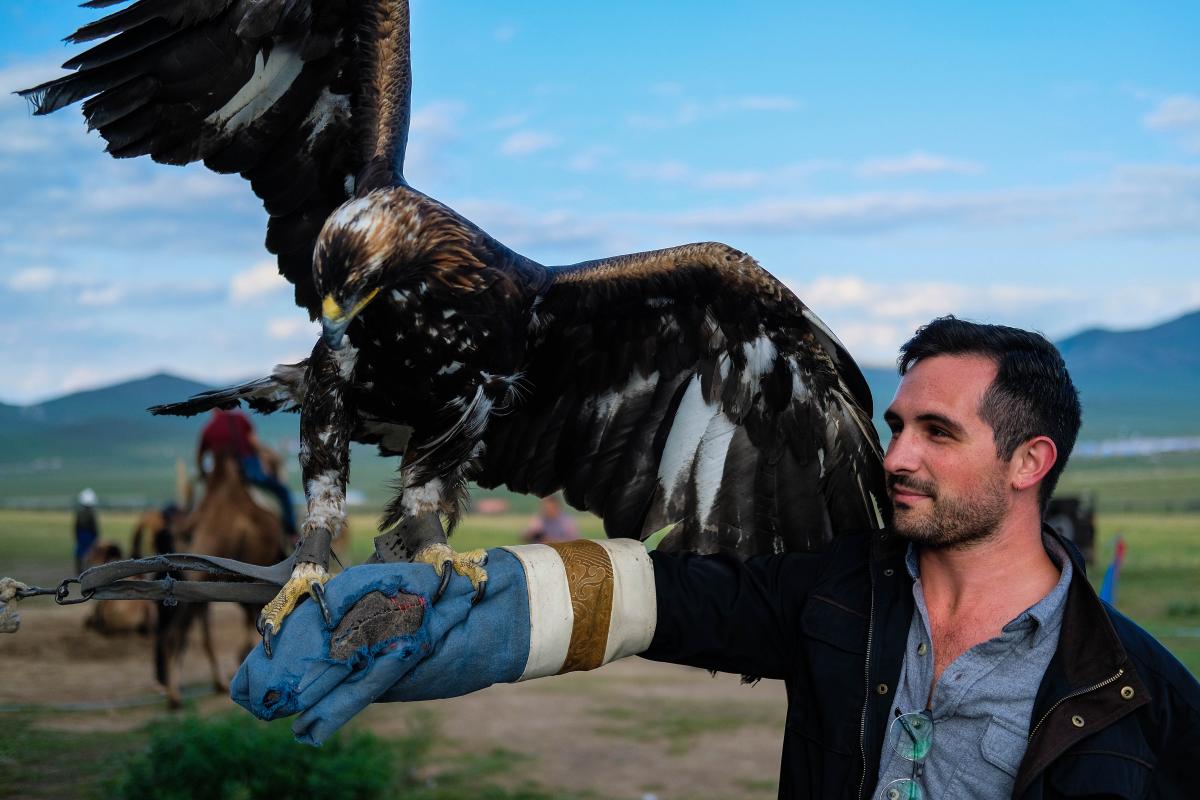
257, 563, 331, 653
261, 622, 276, 659
309, 581, 332, 627
413, 543, 489, 604
433, 561, 453, 603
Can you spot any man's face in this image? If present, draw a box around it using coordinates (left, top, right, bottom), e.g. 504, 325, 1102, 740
882, 354, 1012, 549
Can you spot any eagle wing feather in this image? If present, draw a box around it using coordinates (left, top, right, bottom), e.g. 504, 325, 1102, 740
475, 242, 888, 558
20, 0, 412, 317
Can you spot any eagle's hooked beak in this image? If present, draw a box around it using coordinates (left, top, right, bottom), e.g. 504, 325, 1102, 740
321, 288, 380, 349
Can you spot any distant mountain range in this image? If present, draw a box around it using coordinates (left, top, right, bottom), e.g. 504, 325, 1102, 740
1, 310, 1196, 506
859, 309, 1200, 441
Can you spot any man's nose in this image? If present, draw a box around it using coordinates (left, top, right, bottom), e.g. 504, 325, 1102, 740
883, 430, 917, 475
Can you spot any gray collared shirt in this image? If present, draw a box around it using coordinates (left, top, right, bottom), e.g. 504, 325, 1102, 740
872, 535, 1072, 800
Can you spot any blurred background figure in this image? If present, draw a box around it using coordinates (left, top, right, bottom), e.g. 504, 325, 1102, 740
197, 408, 297, 538
74, 487, 99, 574
522, 495, 579, 544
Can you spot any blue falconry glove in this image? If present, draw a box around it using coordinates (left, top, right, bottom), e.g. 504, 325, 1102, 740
231, 539, 656, 745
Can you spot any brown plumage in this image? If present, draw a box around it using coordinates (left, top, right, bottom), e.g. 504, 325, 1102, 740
24, 2, 887, 632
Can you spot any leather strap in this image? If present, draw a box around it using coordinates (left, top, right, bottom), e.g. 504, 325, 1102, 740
77, 552, 298, 604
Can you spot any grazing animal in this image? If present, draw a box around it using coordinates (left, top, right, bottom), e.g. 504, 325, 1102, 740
83, 541, 155, 635
23, 0, 887, 648
155, 452, 286, 708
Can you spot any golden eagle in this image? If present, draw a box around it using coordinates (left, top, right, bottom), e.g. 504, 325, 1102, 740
23, 0, 886, 650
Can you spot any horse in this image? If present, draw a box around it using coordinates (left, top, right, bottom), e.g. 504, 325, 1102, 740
155, 450, 287, 709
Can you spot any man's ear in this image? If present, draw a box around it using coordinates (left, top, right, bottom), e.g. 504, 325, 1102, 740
1010, 435, 1057, 493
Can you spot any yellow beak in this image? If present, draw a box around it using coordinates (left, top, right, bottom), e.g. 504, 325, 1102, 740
321, 287, 380, 348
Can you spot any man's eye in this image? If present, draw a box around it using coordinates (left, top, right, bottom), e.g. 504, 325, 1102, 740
929, 427, 949, 438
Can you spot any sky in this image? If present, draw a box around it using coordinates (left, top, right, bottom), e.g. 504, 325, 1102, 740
0, 1, 1197, 404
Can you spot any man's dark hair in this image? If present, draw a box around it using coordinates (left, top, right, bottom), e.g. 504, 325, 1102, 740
897, 316, 1081, 506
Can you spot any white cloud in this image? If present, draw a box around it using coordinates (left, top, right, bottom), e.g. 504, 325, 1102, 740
787, 275, 1200, 365
487, 112, 530, 131
411, 100, 466, 138
60, 366, 110, 395
78, 285, 124, 307
1142, 95, 1200, 152
735, 96, 800, 112
857, 152, 984, 179
80, 170, 244, 213
493, 24, 518, 42
566, 146, 616, 172
406, 100, 467, 183
231, 260, 289, 303
795, 276, 1070, 320
656, 189, 1044, 234
499, 130, 560, 157
454, 200, 621, 254
7, 267, 58, 292
624, 159, 837, 190
627, 94, 800, 129
625, 160, 691, 182
266, 317, 314, 340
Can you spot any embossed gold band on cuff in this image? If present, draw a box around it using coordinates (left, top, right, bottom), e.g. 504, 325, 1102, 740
547, 540, 614, 674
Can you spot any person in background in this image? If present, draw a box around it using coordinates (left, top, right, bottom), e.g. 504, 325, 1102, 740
522, 494, 580, 544
197, 408, 297, 538
73, 487, 99, 574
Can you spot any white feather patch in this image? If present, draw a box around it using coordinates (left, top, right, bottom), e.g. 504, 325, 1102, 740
206, 44, 305, 132
304, 88, 351, 146
742, 335, 777, 381
401, 478, 444, 515
304, 471, 345, 538
693, 411, 737, 526
331, 342, 358, 380
657, 376, 718, 502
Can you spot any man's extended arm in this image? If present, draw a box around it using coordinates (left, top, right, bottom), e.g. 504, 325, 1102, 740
232, 537, 822, 743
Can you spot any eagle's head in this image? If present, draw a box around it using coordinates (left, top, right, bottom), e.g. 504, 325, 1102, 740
314, 189, 483, 349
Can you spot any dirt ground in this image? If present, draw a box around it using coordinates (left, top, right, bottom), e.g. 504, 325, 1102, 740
2, 601, 787, 799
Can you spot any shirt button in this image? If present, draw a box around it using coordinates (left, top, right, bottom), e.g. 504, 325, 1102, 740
883, 568, 894, 577
876, 683, 890, 695
1071, 715, 1085, 728
917, 643, 928, 656
1120, 686, 1135, 700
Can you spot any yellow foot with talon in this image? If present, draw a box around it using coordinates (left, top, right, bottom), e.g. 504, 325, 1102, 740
412, 543, 489, 604
257, 562, 331, 658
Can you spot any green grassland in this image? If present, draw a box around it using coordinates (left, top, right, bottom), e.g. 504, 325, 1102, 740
1, 508, 1196, 799
2, 508, 1196, 671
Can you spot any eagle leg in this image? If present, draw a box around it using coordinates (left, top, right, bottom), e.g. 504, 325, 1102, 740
257, 340, 352, 657
376, 511, 489, 604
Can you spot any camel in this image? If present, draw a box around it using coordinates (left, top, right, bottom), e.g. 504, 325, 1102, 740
155, 450, 288, 709
83, 540, 155, 635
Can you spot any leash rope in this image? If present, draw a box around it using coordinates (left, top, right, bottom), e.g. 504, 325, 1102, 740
0, 577, 30, 633
0, 550, 301, 632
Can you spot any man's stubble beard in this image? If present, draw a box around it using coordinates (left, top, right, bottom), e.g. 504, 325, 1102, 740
890, 474, 1010, 550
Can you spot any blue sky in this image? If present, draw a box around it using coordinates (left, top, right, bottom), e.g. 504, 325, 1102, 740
1, 1, 1197, 404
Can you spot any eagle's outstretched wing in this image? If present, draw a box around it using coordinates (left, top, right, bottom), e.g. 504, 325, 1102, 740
20, 0, 412, 317
475, 243, 888, 558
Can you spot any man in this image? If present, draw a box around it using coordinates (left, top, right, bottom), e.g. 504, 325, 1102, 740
234, 318, 1199, 799
522, 495, 580, 544
197, 408, 297, 538
73, 487, 100, 575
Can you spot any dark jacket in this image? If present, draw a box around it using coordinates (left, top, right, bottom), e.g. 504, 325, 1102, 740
643, 528, 1200, 799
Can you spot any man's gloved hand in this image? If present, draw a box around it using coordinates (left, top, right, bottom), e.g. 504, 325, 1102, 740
231, 548, 531, 745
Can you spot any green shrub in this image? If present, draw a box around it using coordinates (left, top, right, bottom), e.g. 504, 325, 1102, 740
107, 713, 422, 800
